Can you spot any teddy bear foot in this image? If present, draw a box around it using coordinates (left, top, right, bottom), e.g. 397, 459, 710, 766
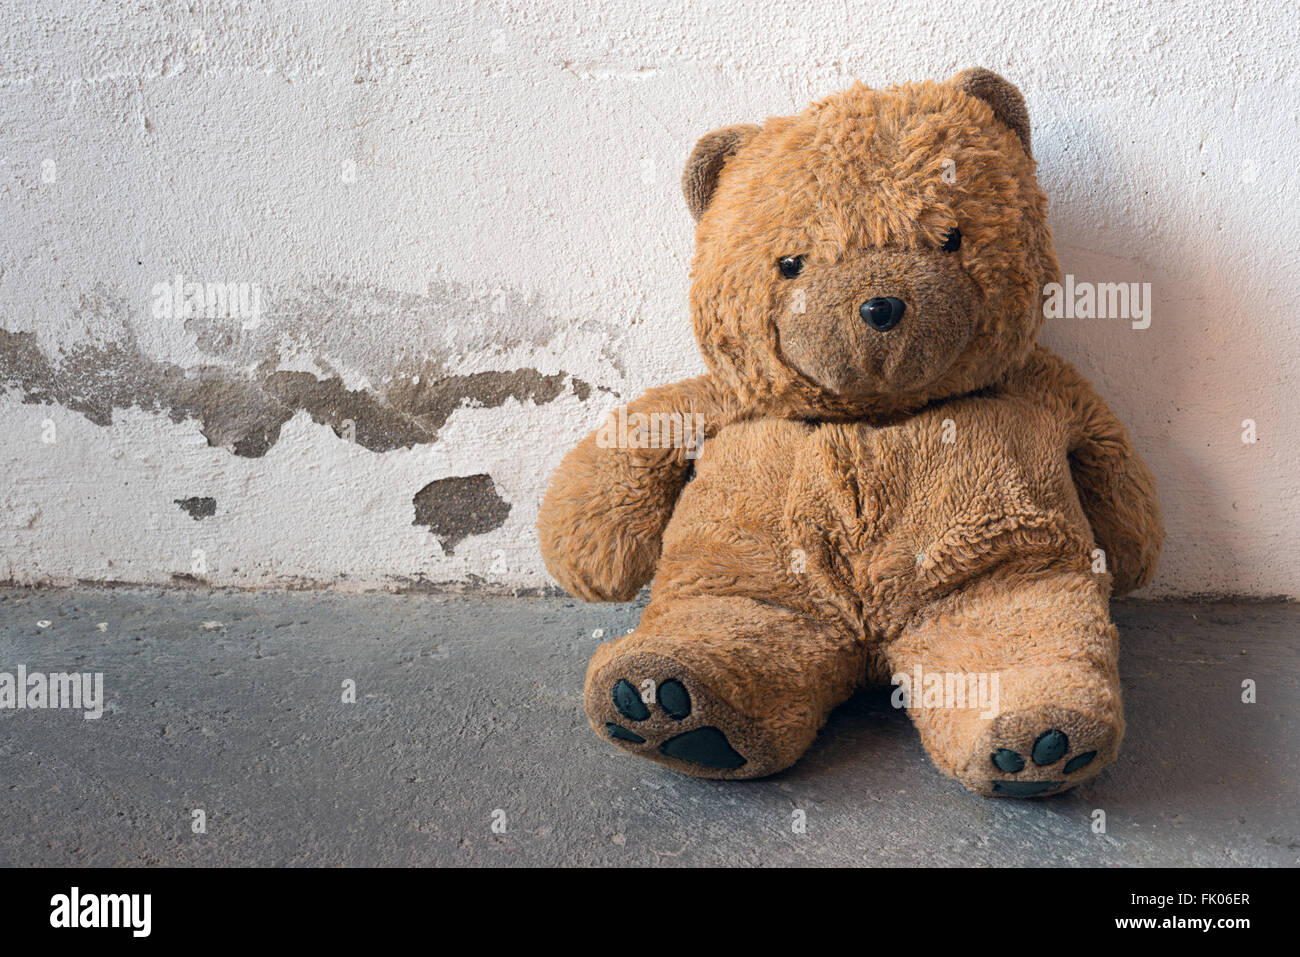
964, 705, 1121, 798
587, 651, 795, 780
585, 596, 864, 779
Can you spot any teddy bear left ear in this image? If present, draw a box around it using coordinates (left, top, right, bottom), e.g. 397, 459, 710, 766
949, 68, 1033, 159
681, 123, 761, 222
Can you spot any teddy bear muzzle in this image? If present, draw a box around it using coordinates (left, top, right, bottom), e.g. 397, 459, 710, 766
774, 250, 979, 397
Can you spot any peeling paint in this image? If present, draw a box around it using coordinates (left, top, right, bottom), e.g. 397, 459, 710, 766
412, 474, 512, 554
0, 327, 590, 458
175, 496, 216, 520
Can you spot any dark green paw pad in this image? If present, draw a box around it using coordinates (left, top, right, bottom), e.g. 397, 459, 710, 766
657, 679, 691, 720
1064, 750, 1097, 774
606, 722, 645, 744
992, 748, 1025, 773
989, 727, 1101, 794
993, 780, 1063, 797
659, 727, 746, 769
1032, 729, 1069, 765
612, 679, 649, 721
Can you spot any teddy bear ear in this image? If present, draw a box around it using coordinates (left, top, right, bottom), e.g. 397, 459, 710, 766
949, 68, 1033, 159
681, 123, 762, 222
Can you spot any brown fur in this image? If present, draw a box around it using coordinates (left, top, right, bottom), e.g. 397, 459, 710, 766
537, 69, 1163, 797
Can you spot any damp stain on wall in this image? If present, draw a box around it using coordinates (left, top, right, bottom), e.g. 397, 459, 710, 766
411, 474, 512, 554
0, 280, 614, 577
0, 327, 591, 458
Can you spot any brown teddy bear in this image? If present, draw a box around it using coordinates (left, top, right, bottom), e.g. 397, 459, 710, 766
537, 68, 1163, 797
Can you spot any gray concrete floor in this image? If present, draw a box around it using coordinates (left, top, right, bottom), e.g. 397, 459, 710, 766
0, 586, 1294, 866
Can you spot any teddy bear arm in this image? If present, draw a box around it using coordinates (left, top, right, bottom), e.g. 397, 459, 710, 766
1051, 369, 1164, 595
537, 374, 735, 602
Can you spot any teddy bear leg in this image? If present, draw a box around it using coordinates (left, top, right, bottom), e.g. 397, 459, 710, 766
887, 570, 1123, 798
586, 595, 864, 779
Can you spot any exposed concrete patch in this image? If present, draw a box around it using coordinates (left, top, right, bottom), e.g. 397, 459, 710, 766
0, 327, 591, 458
174, 496, 216, 520
412, 474, 512, 554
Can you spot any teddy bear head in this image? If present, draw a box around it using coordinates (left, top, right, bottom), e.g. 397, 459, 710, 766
682, 68, 1061, 420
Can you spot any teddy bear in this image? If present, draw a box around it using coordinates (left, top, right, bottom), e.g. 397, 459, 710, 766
537, 68, 1163, 797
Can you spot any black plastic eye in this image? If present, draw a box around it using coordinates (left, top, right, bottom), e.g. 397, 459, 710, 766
941, 228, 961, 252
777, 255, 805, 278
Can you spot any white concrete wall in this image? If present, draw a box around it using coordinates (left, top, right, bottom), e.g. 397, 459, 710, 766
1, 0, 1297, 597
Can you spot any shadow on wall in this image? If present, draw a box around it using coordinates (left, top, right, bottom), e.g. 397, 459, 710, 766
1036, 106, 1281, 598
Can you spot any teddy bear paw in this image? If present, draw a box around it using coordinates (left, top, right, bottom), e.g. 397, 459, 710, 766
602, 674, 746, 769
970, 707, 1119, 798
603, 676, 748, 764
587, 653, 786, 779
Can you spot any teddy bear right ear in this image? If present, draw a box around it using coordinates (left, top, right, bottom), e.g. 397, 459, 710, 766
949, 68, 1033, 159
681, 123, 761, 222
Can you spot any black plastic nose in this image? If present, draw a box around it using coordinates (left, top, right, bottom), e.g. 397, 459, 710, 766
860, 297, 905, 331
